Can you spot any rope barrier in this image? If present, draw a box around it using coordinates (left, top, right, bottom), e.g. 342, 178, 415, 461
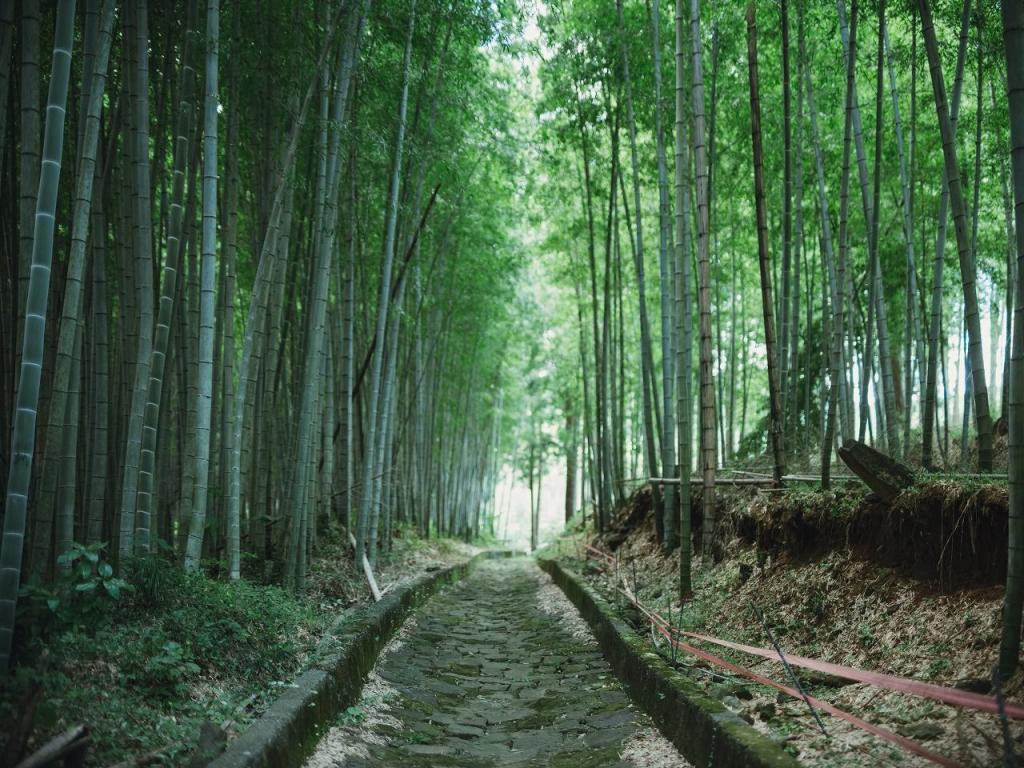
578, 543, 990, 767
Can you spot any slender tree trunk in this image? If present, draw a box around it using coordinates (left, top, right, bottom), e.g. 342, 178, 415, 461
119, 0, 157, 560
221, 3, 240, 577
689, 0, 717, 560
918, 0, 993, 471
617, 0, 661, 527
602, 104, 620, 518
572, 90, 609, 530
923, 0, 971, 469
675, 0, 694, 596
747, 1, 786, 483
0, 2, 14, 189
34, 0, 115, 571
790, 48, 804, 440
368, 275, 406, 567
17, 0, 40, 375
650, 0, 677, 550
356, 0, 414, 565
185, 0, 220, 572
803, 20, 843, 484
837, 0, 899, 455
884, 23, 926, 444
837, 17, 856, 441
871, 0, 900, 456
224, 12, 341, 575
779, 0, 792, 438
137, 0, 197, 556
999, 0, 1024, 681
87, 199, 110, 545
565, 397, 576, 523
1000, 73, 1017, 422
0, 0, 76, 671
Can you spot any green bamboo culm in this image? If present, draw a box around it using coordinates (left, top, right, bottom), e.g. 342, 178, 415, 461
0, 0, 77, 671
998, 0, 1024, 684
185, 0, 220, 573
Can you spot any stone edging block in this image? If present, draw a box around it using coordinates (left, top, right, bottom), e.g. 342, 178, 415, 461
537, 558, 801, 768
206, 551, 511, 768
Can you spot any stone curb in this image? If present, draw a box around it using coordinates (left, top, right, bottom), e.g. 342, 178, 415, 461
206, 551, 510, 768
537, 558, 801, 768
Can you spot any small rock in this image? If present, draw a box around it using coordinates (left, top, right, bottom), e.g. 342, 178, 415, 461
448, 723, 484, 739
711, 682, 753, 701
771, 734, 801, 756
722, 695, 743, 710
954, 677, 991, 695
801, 670, 851, 688
897, 722, 944, 741
739, 563, 753, 584
189, 720, 227, 767
624, 606, 644, 628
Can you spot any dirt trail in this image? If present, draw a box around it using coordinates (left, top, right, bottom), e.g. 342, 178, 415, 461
306, 558, 689, 767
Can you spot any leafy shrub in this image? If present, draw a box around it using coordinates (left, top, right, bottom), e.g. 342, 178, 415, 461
17, 542, 132, 642
142, 641, 202, 695
122, 547, 183, 608
8, 554, 329, 765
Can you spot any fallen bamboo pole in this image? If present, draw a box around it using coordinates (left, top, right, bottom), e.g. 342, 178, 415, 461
648, 475, 860, 486
348, 533, 383, 601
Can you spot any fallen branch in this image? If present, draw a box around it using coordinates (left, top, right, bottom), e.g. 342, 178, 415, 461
105, 747, 168, 768
838, 440, 916, 502
4, 650, 48, 764
348, 533, 382, 602
14, 725, 89, 768
649, 474, 862, 486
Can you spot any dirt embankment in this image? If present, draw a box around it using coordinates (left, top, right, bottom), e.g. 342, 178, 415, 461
567, 479, 1020, 767
599, 480, 1009, 591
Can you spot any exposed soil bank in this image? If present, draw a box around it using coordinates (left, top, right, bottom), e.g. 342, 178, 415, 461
601, 480, 1009, 590
553, 480, 1024, 767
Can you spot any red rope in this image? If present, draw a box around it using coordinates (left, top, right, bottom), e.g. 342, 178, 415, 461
579, 544, 970, 767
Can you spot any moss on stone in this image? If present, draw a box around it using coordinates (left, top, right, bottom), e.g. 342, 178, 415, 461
206, 556, 490, 768
537, 558, 800, 768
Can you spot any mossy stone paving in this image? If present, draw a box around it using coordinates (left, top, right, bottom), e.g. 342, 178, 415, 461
331, 558, 678, 767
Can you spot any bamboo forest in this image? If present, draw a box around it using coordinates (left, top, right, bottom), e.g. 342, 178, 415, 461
4, 0, 1024, 765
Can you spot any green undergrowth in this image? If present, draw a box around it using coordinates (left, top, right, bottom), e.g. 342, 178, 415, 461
3, 527, 486, 766
1, 546, 331, 766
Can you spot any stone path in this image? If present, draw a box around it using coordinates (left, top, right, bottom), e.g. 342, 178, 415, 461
306, 558, 690, 767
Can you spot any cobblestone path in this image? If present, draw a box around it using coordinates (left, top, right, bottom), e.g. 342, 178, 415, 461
306, 558, 689, 767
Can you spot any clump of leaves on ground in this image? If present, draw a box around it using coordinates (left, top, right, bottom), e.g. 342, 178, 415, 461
1, 544, 330, 766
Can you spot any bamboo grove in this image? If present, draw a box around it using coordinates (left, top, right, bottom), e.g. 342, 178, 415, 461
5, 0, 1024, 682
0, 0, 526, 667
526, 0, 1024, 677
